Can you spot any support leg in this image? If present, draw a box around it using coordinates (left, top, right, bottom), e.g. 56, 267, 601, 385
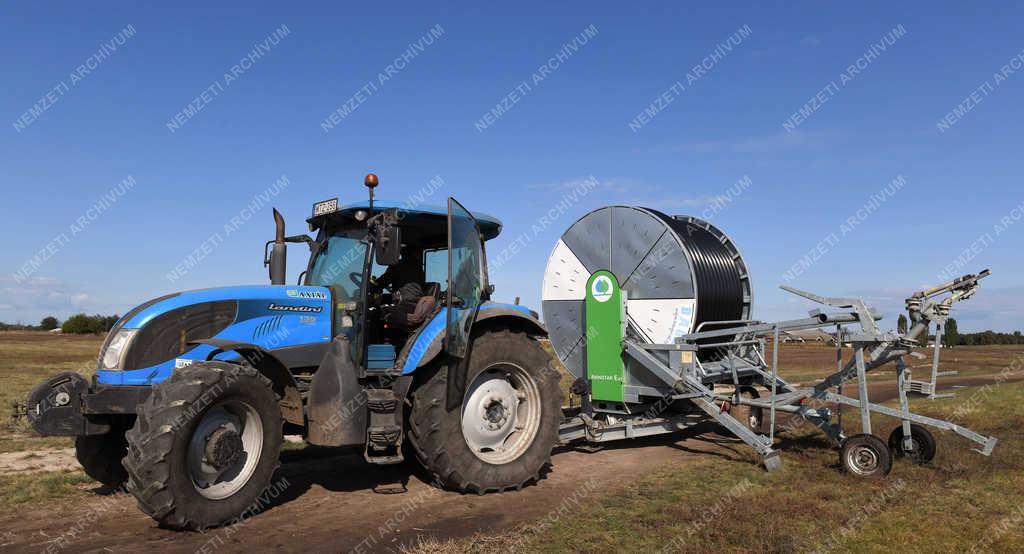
896, 357, 913, 452
930, 323, 943, 399
855, 345, 871, 435
770, 326, 779, 443
835, 325, 844, 436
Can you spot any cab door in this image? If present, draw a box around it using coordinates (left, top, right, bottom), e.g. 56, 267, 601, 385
445, 198, 486, 358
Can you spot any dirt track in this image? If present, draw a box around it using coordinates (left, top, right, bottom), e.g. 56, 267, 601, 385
1, 372, 1018, 554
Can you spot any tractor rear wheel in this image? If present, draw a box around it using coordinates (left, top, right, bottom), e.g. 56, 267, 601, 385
123, 361, 283, 530
408, 329, 561, 493
75, 417, 132, 488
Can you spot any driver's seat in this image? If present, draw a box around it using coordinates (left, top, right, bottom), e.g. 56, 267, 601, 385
388, 282, 439, 333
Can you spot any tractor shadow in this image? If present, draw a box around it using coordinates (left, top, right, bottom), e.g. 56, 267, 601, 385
247, 445, 431, 515
550, 419, 840, 467
257, 426, 731, 517
245, 420, 845, 518
663, 422, 762, 463
550, 421, 758, 464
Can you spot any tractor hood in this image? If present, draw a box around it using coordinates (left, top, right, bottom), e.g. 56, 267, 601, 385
95, 285, 332, 386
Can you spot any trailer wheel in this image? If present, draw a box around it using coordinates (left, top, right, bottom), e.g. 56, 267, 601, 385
840, 434, 892, 478
887, 424, 936, 464
408, 329, 561, 493
123, 362, 283, 530
75, 417, 132, 488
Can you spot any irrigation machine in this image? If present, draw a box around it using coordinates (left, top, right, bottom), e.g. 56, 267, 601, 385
24, 179, 998, 529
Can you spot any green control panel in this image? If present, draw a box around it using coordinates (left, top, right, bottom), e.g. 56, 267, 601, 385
585, 270, 626, 402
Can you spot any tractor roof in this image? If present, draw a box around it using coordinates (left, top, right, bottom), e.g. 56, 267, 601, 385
307, 200, 503, 241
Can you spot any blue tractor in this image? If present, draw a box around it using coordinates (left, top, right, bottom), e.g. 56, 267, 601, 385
26, 174, 561, 529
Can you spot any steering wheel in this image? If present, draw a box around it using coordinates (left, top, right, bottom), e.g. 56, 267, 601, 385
350, 272, 382, 293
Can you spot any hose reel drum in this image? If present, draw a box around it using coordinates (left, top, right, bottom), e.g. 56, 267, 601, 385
541, 205, 752, 403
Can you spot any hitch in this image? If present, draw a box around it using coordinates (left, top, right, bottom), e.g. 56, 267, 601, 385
25, 372, 110, 436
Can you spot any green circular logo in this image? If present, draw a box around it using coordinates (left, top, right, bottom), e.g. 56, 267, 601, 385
591, 275, 614, 302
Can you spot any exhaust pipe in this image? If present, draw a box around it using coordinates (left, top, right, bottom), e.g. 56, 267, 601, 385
269, 208, 287, 285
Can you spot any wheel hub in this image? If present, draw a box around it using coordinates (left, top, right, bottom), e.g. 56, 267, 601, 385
463, 377, 519, 451
205, 426, 244, 470
187, 401, 264, 500
484, 398, 509, 429
850, 446, 879, 473
460, 363, 542, 465
748, 410, 761, 429
910, 437, 924, 455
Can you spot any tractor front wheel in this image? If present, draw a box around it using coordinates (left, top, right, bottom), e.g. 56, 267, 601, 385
123, 361, 283, 530
408, 329, 561, 493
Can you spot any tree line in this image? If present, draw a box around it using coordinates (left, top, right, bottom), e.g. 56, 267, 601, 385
0, 314, 120, 334
897, 315, 1022, 346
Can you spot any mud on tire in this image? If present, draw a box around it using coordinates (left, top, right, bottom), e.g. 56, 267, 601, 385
407, 329, 562, 494
122, 361, 283, 530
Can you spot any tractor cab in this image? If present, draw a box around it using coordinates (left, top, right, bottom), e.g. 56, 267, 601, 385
293, 174, 504, 373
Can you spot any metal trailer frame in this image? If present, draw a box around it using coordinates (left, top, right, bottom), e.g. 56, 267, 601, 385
558, 269, 997, 474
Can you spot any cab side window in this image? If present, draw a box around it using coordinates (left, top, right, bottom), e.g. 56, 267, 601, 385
424, 248, 446, 290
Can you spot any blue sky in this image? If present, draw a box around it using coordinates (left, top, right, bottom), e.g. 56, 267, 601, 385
2, 1, 1022, 332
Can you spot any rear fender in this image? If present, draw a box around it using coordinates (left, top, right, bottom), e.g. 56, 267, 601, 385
396, 303, 546, 375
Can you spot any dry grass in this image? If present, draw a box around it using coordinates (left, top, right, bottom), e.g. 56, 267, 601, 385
0, 470, 95, 512
771, 343, 1024, 384
543, 336, 1024, 392
539, 340, 576, 400
0, 331, 103, 449
404, 380, 1024, 553
5, 331, 1024, 547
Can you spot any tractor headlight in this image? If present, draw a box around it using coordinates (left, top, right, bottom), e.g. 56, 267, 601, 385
100, 329, 137, 370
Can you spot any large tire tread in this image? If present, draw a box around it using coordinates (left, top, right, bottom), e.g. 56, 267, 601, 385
123, 361, 282, 530
407, 329, 561, 494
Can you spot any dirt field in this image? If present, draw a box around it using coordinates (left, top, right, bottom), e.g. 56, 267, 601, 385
1, 332, 1023, 552
0, 331, 101, 441
768, 342, 1024, 383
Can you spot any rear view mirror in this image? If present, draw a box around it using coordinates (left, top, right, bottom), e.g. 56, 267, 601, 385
375, 226, 401, 265
374, 208, 402, 265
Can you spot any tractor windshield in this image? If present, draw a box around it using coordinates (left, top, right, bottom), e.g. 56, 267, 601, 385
306, 229, 369, 301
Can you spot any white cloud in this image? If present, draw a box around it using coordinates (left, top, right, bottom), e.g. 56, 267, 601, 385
0, 276, 101, 324
945, 286, 1024, 332
528, 176, 745, 213
528, 176, 632, 194
70, 293, 90, 306
627, 194, 728, 210
673, 130, 832, 154
800, 36, 821, 48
